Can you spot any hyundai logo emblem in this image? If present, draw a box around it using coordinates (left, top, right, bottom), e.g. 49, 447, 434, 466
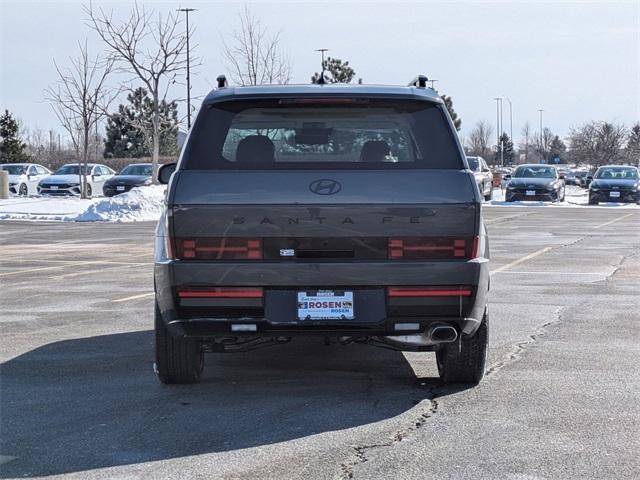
309, 179, 342, 195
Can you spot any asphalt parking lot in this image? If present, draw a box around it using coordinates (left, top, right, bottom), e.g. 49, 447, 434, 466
1, 208, 639, 480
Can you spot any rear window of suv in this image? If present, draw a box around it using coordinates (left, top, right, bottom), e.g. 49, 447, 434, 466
183, 98, 463, 169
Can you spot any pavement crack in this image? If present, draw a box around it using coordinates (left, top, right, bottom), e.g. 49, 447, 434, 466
600, 251, 639, 284
486, 306, 565, 378
338, 395, 438, 480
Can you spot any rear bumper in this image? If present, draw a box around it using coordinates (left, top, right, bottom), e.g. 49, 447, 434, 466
154, 258, 490, 340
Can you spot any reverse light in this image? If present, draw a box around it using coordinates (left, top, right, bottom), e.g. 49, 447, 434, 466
175, 238, 263, 260
388, 237, 479, 260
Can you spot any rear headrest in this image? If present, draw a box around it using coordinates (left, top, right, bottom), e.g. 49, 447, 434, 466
236, 135, 275, 163
360, 140, 390, 162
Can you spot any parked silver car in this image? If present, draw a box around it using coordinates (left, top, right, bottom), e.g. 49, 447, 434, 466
466, 156, 493, 200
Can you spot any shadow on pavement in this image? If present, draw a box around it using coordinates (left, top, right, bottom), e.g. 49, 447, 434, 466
0, 330, 471, 477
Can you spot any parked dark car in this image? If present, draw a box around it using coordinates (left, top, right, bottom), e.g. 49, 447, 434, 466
588, 166, 640, 205
573, 170, 590, 187
505, 164, 565, 202
581, 170, 597, 188
103, 163, 153, 197
466, 156, 493, 200
563, 170, 580, 186
154, 76, 490, 385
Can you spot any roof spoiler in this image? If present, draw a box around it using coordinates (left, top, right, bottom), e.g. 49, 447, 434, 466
408, 75, 428, 88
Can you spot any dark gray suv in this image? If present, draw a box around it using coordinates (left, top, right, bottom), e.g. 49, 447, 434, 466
154, 76, 490, 385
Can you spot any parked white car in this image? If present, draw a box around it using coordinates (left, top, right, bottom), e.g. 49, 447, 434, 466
38, 163, 115, 197
0, 163, 52, 196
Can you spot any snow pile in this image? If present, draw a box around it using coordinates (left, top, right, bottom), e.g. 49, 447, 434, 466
0, 186, 166, 222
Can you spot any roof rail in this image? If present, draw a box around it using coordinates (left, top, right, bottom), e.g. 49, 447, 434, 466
408, 75, 428, 88
216, 75, 228, 89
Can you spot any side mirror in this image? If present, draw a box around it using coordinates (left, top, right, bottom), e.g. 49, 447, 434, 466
504, 174, 512, 180
559, 175, 565, 180
158, 162, 177, 185
587, 176, 593, 180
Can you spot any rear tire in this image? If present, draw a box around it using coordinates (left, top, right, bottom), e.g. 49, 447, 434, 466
19, 183, 28, 196
484, 185, 492, 201
588, 196, 598, 205
437, 311, 488, 385
155, 303, 204, 384
86, 184, 92, 198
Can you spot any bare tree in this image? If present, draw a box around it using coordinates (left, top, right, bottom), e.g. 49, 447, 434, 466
568, 121, 627, 167
519, 122, 532, 163
86, 2, 190, 182
45, 40, 115, 198
532, 127, 555, 163
466, 120, 493, 159
222, 6, 291, 86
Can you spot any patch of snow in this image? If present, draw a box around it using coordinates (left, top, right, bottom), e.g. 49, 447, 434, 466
485, 185, 639, 208
0, 186, 166, 222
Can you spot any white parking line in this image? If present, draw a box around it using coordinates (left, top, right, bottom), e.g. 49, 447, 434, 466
112, 292, 154, 303
592, 213, 636, 229
490, 247, 553, 276
0, 260, 147, 277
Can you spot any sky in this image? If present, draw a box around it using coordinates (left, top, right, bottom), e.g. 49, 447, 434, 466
1, 0, 638, 146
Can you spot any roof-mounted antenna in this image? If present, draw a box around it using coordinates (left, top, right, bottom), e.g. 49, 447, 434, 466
216, 74, 228, 89
314, 48, 329, 85
408, 75, 428, 88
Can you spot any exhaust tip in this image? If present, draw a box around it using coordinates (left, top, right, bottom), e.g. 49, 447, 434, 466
430, 326, 458, 343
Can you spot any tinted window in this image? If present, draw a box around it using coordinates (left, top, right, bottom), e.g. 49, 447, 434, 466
54, 165, 93, 175
467, 157, 479, 171
120, 164, 152, 176
184, 99, 462, 170
595, 167, 638, 179
1, 165, 27, 175
513, 166, 557, 179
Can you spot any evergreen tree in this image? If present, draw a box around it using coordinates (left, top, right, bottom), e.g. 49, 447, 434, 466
549, 135, 566, 162
0, 109, 29, 163
103, 88, 179, 158
626, 123, 640, 164
440, 95, 461, 131
494, 133, 514, 165
311, 57, 356, 84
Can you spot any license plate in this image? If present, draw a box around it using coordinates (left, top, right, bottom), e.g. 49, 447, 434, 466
297, 290, 354, 320
50, 186, 58, 190
525, 190, 535, 196
609, 191, 620, 198
117, 186, 126, 191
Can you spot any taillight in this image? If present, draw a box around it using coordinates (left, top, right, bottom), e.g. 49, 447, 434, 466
388, 237, 479, 260
175, 238, 263, 260
164, 212, 175, 260
177, 287, 263, 298
387, 286, 472, 297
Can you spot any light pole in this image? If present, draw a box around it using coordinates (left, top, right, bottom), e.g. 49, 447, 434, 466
178, 7, 196, 129
429, 79, 438, 90
494, 97, 504, 167
315, 48, 329, 83
538, 109, 544, 162
504, 96, 513, 141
